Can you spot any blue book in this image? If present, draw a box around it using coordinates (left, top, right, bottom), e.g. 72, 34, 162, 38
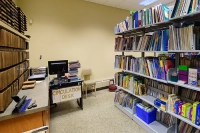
195, 104, 200, 125
162, 4, 169, 21
135, 11, 139, 28
132, 12, 135, 28
171, 0, 180, 18
174, 101, 182, 114
162, 30, 167, 51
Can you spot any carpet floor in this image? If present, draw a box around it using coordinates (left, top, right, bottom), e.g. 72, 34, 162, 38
50, 89, 147, 133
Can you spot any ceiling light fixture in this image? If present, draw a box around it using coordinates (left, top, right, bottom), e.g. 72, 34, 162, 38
139, 0, 158, 6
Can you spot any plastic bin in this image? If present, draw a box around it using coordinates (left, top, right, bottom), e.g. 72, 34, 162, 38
136, 105, 157, 124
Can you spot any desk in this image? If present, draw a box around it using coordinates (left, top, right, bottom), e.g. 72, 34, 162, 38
49, 79, 83, 109
0, 79, 50, 133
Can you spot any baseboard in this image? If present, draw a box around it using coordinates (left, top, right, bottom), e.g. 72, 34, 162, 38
86, 86, 108, 93
96, 86, 109, 91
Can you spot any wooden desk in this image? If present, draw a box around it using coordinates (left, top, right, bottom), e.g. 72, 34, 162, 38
0, 79, 50, 133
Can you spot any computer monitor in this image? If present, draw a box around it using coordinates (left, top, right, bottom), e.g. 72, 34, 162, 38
48, 60, 68, 78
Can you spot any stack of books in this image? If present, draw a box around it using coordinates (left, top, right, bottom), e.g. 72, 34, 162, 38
131, 4, 170, 28
145, 78, 177, 99
114, 90, 141, 109
171, 0, 200, 18
68, 60, 81, 81
115, 55, 175, 80
115, 36, 135, 51
169, 24, 200, 50
156, 111, 176, 127
181, 87, 200, 102
114, 4, 170, 33
178, 120, 200, 133
168, 94, 200, 126
136, 30, 169, 51
17, 7, 27, 34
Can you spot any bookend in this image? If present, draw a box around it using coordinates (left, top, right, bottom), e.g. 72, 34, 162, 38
12, 95, 32, 114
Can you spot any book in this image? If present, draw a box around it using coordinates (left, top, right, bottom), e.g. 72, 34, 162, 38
188, 68, 198, 86
192, 102, 200, 123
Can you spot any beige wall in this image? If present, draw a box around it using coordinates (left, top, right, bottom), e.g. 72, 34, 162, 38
18, 0, 129, 80
13, 0, 18, 6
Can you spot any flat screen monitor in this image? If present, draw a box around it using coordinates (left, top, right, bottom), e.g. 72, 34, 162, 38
48, 60, 68, 78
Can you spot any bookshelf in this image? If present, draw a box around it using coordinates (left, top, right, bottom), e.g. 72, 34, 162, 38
114, 6, 200, 133
0, 21, 29, 41
0, 1, 29, 113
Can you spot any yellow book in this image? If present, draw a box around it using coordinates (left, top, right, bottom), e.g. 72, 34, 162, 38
192, 102, 200, 123
192, 0, 196, 13
125, 76, 129, 88
182, 103, 192, 117
134, 81, 138, 95
160, 97, 168, 111
123, 77, 126, 88
172, 98, 180, 113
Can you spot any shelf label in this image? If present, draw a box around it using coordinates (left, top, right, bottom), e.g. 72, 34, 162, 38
52, 86, 81, 103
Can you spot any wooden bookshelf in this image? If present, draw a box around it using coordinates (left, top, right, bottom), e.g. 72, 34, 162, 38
0, 21, 29, 41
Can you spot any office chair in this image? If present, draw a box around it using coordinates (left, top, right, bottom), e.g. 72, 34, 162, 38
81, 68, 96, 99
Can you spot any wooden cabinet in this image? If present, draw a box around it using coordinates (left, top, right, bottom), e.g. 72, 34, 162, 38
0, 108, 50, 133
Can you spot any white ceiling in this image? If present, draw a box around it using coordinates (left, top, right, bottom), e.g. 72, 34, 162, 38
84, 0, 175, 10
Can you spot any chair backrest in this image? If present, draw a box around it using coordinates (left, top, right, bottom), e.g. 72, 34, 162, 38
81, 68, 92, 80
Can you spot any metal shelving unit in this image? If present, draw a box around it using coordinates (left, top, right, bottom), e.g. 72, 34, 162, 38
114, 10, 200, 133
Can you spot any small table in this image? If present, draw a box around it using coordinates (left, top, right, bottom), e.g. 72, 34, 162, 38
49, 79, 83, 109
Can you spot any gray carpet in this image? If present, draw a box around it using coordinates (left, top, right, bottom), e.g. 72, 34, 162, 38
50, 89, 147, 133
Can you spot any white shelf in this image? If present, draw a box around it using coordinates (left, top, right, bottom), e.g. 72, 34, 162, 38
114, 102, 133, 119
134, 50, 168, 53
135, 95, 155, 105
115, 20, 171, 35
123, 70, 167, 83
168, 50, 200, 53
115, 50, 134, 52
134, 95, 166, 112
117, 85, 166, 112
133, 114, 169, 133
116, 68, 200, 92
169, 11, 200, 21
167, 111, 200, 130
114, 50, 168, 53
116, 85, 134, 95
0, 21, 29, 41
168, 81, 200, 92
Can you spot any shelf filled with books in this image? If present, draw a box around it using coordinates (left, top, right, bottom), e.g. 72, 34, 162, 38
114, 54, 174, 84
177, 120, 200, 133
168, 81, 200, 92
115, 0, 200, 36
168, 111, 200, 130
115, 29, 169, 52
114, 0, 200, 132
114, 89, 141, 119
